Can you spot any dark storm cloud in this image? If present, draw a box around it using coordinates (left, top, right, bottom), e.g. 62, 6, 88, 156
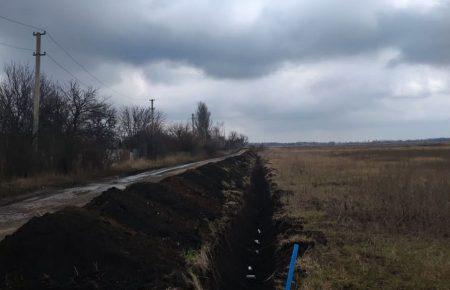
1, 0, 449, 79
1, 0, 450, 142
379, 5, 450, 66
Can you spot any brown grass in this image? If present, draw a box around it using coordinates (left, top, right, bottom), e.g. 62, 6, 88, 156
263, 145, 450, 289
0, 152, 211, 202
110, 152, 200, 172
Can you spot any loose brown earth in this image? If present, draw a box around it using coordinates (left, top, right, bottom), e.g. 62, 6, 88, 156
0, 151, 245, 241
0, 150, 303, 290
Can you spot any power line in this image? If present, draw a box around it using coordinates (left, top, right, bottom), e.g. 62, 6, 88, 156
47, 33, 106, 86
0, 14, 139, 101
47, 53, 91, 88
0, 41, 33, 51
0, 37, 95, 98
0, 14, 44, 31
46, 32, 138, 100
0, 38, 91, 88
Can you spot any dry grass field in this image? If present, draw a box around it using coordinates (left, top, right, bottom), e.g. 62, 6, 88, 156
0, 152, 207, 201
263, 145, 450, 289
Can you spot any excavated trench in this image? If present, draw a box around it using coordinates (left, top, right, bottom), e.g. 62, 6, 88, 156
204, 158, 277, 290
0, 152, 284, 290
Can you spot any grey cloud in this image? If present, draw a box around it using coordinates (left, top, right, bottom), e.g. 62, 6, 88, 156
1, 1, 450, 142
379, 5, 450, 66
2, 1, 449, 79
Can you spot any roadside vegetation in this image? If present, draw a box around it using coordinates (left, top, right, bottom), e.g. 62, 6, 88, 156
263, 145, 450, 289
0, 151, 214, 201
0, 63, 248, 198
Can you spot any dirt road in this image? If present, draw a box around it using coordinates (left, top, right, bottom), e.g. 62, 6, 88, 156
0, 150, 245, 240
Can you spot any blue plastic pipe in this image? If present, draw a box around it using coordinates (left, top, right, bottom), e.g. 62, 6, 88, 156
285, 243, 299, 290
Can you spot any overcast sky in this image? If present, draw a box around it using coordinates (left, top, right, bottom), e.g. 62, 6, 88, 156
1, 0, 449, 142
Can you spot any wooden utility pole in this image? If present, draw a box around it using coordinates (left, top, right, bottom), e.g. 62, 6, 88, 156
32, 31, 46, 152
149, 98, 155, 131
149, 98, 155, 158
150, 99, 155, 119
191, 113, 195, 133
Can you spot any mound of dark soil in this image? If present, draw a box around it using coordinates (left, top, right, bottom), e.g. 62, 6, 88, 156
0, 151, 255, 289
0, 207, 183, 289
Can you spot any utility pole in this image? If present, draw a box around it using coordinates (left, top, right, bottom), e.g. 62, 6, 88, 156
149, 98, 155, 158
32, 31, 46, 152
149, 98, 155, 131
191, 113, 195, 133
150, 99, 155, 120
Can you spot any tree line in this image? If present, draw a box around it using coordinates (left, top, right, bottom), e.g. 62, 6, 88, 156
0, 63, 248, 179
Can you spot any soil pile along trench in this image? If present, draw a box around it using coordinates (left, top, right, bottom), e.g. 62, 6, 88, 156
0, 151, 287, 289
0, 150, 245, 241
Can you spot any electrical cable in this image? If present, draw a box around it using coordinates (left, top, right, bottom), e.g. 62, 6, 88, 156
0, 41, 33, 51
0, 14, 138, 101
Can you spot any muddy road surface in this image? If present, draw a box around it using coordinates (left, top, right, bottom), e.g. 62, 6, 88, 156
0, 150, 245, 240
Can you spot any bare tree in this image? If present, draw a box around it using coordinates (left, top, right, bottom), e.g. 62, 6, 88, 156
60, 82, 117, 171
0, 64, 248, 179
146, 109, 166, 158
194, 102, 211, 142
118, 106, 152, 140
168, 122, 196, 152
118, 105, 166, 158
226, 131, 248, 149
38, 76, 68, 171
0, 63, 34, 177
